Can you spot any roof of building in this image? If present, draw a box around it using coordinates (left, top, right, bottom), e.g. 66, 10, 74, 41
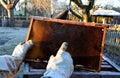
92, 9, 120, 17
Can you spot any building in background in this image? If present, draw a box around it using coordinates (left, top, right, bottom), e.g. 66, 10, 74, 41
92, 9, 120, 26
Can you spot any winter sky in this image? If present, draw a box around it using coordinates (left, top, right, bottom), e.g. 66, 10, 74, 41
95, 0, 120, 7
19, 0, 120, 8
58, 0, 120, 7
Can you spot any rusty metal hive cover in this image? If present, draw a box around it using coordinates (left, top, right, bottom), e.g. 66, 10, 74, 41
25, 16, 107, 72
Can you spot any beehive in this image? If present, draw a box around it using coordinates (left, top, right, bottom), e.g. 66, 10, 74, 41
24, 16, 107, 72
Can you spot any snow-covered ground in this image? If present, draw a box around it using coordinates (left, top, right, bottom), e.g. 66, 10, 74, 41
0, 27, 28, 55
0, 27, 28, 78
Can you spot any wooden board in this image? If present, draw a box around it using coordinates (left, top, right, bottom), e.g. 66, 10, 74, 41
24, 16, 107, 71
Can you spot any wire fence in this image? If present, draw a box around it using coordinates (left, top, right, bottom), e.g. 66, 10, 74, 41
105, 29, 120, 47
0, 16, 30, 27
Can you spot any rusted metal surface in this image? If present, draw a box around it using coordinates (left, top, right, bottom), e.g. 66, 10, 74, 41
24, 16, 107, 72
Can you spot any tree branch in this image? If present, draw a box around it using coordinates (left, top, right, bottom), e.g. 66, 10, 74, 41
0, 0, 7, 9
0, 0, 19, 9
12, 0, 19, 8
68, 6, 83, 20
7, 0, 11, 4
6, 4, 14, 9
88, 0, 95, 10
72, 0, 89, 9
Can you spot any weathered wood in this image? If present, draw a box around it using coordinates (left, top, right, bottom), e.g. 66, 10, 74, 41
23, 58, 120, 78
52, 9, 69, 19
101, 65, 112, 69
71, 71, 120, 78
103, 55, 120, 72
23, 63, 29, 74
102, 61, 109, 65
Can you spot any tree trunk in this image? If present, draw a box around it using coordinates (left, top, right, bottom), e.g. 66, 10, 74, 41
83, 9, 91, 22
7, 9, 14, 26
70, 0, 95, 22
82, 9, 88, 22
0, 0, 19, 27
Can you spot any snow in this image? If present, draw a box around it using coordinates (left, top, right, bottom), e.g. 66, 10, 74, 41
95, 0, 120, 8
113, 0, 120, 7
92, 9, 120, 16
0, 27, 28, 55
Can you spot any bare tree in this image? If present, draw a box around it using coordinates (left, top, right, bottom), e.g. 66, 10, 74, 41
32, 0, 51, 17
17, 0, 51, 17
69, 0, 95, 22
0, 0, 19, 26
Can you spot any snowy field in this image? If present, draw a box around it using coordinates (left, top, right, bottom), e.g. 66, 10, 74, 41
0, 27, 28, 55
0, 27, 28, 78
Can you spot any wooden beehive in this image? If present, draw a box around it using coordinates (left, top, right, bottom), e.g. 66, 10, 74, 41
24, 16, 107, 72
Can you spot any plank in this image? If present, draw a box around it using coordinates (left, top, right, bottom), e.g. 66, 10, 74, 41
103, 55, 120, 72
102, 61, 109, 65
23, 56, 120, 78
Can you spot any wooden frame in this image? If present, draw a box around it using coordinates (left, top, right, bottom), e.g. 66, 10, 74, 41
24, 16, 107, 72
